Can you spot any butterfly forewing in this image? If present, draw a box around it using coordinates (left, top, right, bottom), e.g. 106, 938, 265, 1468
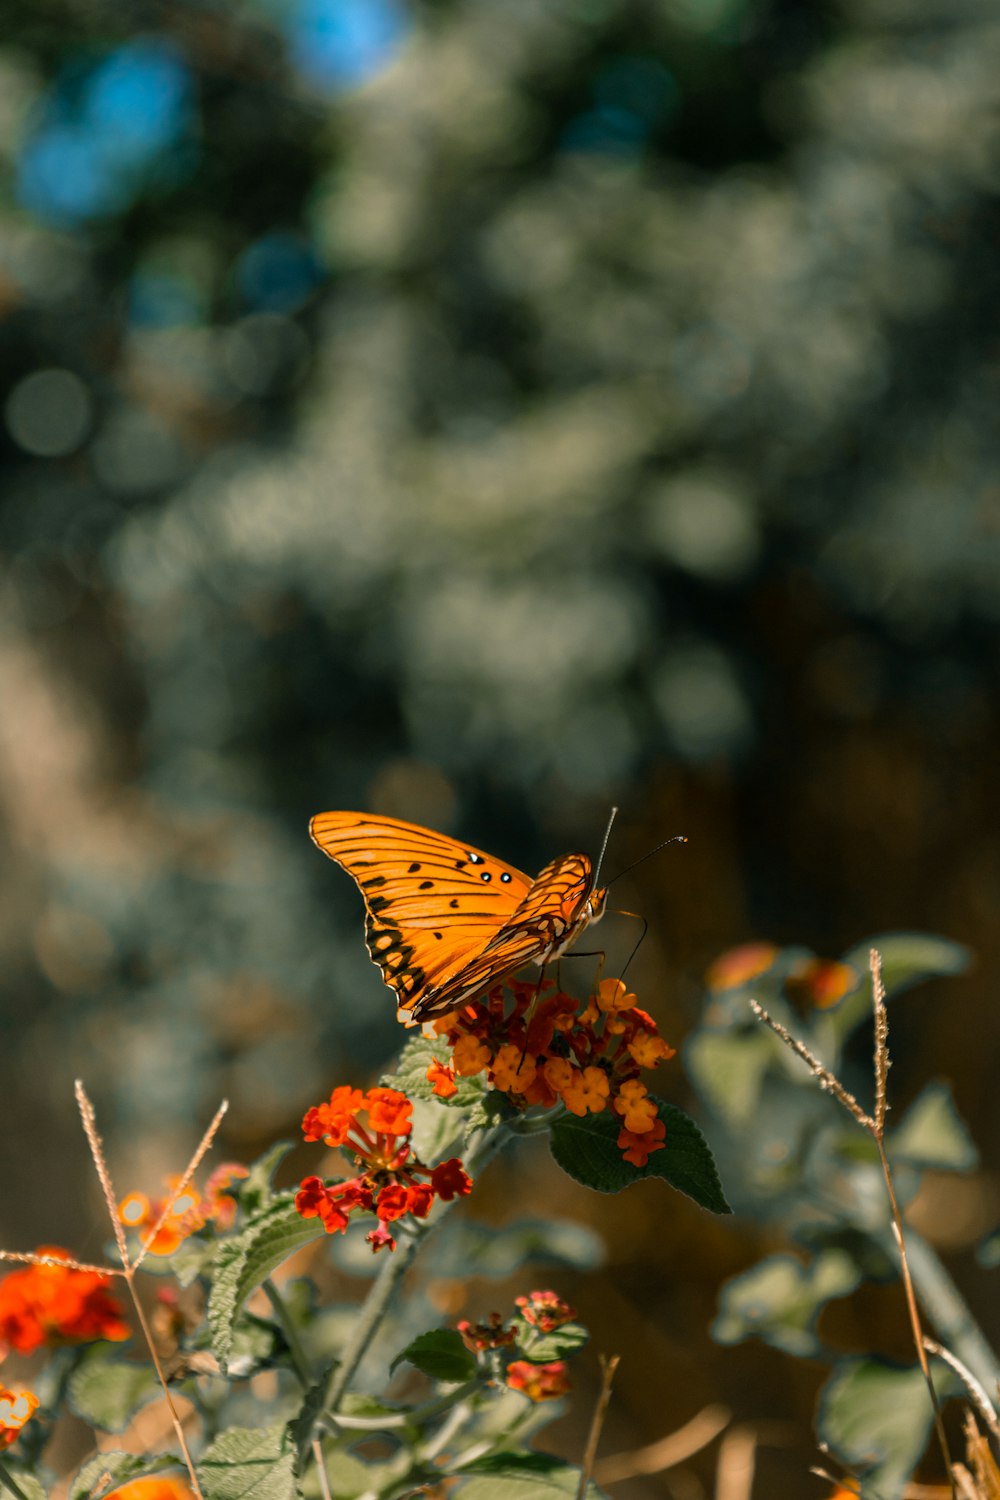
309, 812, 533, 1016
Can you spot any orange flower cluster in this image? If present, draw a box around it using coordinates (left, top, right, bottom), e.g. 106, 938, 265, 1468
0, 1248, 129, 1355
0, 1386, 38, 1450
118, 1164, 249, 1256
295, 1087, 472, 1253
706, 942, 857, 1011
506, 1360, 571, 1402
428, 978, 676, 1167
458, 1289, 579, 1403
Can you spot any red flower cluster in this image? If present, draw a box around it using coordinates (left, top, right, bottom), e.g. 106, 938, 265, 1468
0, 1386, 38, 1450
118, 1163, 248, 1256
295, 1087, 472, 1253
457, 1312, 517, 1353
506, 1360, 571, 1402
427, 978, 675, 1167
457, 1289, 580, 1403
706, 942, 858, 1010
515, 1289, 576, 1332
0, 1248, 129, 1355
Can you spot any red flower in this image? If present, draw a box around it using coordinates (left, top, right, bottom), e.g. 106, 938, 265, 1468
515, 1290, 576, 1332
427, 1060, 458, 1098
107, 1480, 197, 1500
0, 1386, 38, 1450
457, 1313, 516, 1352
0, 1249, 129, 1354
118, 1163, 247, 1256
295, 1087, 473, 1253
506, 1360, 571, 1402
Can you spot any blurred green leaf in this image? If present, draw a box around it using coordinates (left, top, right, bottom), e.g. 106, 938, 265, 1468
390, 1329, 477, 1381
713, 1250, 862, 1356
238, 1143, 296, 1216
976, 1225, 1000, 1269
68, 1348, 160, 1432
889, 1082, 978, 1172
824, 934, 970, 1041
550, 1099, 731, 1214
456, 1451, 607, 1497
2, 1479, 46, 1500
685, 1026, 775, 1124
199, 1424, 297, 1500
816, 1357, 953, 1500
208, 1196, 325, 1367
435, 1217, 603, 1279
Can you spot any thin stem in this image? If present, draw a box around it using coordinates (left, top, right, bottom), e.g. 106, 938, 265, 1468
894, 1237, 1000, 1398
577, 1354, 620, 1500
0, 1459, 32, 1500
125, 1271, 204, 1499
311, 1438, 333, 1500
418, 1396, 476, 1463
924, 1340, 1000, 1443
134, 1099, 229, 1272
264, 1278, 313, 1387
748, 1002, 872, 1128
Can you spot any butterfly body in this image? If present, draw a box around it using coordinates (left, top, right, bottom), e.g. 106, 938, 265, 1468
309, 812, 607, 1022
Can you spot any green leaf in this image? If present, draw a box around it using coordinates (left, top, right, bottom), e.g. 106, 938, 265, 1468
408, 1096, 466, 1165
207, 1195, 326, 1367
976, 1225, 1000, 1269
816, 1357, 954, 1500
386, 1035, 487, 1112
390, 1329, 477, 1381
684, 1026, 776, 1126
827, 934, 970, 1040
70, 1453, 184, 1500
67, 1348, 160, 1432
434, 1218, 603, 1280
518, 1322, 589, 1363
199, 1424, 297, 1500
889, 1082, 978, 1172
713, 1251, 863, 1357
165, 1233, 218, 1288
0, 1478, 46, 1500
550, 1099, 731, 1214
238, 1143, 296, 1217
456, 1450, 607, 1497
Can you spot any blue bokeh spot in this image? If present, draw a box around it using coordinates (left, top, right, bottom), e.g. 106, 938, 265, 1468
290, 0, 410, 91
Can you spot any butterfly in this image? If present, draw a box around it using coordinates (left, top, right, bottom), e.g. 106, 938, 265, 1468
309, 811, 611, 1023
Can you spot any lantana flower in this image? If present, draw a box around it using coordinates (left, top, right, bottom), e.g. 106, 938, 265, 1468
295, 1086, 472, 1253
506, 1360, 571, 1402
0, 1249, 129, 1354
118, 1163, 248, 1256
0, 1386, 38, 1450
428, 977, 675, 1164
457, 1312, 517, 1352
515, 1290, 576, 1332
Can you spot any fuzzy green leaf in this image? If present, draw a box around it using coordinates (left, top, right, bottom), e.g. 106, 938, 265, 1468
386, 1035, 487, 1111
198, 1424, 297, 1500
68, 1349, 160, 1432
816, 1357, 954, 1500
457, 1451, 607, 1497
390, 1329, 477, 1381
518, 1321, 589, 1362
207, 1196, 326, 1367
713, 1251, 863, 1357
889, 1082, 978, 1172
238, 1143, 296, 1216
550, 1099, 730, 1213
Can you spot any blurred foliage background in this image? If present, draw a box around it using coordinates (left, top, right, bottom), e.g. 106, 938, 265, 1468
1, 0, 999, 1492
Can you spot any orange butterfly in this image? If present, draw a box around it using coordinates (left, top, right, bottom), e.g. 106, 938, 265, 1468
309, 811, 611, 1023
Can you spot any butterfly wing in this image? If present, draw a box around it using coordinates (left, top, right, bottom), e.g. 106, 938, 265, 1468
309, 812, 533, 1018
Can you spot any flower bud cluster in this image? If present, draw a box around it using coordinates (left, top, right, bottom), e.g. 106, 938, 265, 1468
458, 1289, 580, 1403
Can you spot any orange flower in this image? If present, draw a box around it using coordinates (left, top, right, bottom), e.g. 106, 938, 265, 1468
785, 958, 859, 1010
515, 1290, 576, 1331
117, 1163, 247, 1256
451, 1035, 491, 1077
596, 978, 637, 1013
0, 1386, 38, 1450
618, 1118, 666, 1167
506, 1360, 571, 1402
0, 1249, 129, 1354
627, 1031, 676, 1068
491, 1045, 536, 1095
613, 1080, 658, 1133
560, 1066, 610, 1117
427, 1060, 458, 1099
458, 1313, 516, 1352
107, 1479, 197, 1500
705, 943, 778, 991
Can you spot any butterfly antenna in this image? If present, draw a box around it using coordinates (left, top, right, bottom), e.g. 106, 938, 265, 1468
592, 806, 619, 889
605, 834, 687, 887
616, 912, 649, 986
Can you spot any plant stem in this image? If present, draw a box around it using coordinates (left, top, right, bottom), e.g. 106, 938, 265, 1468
0, 1460, 32, 1500
304, 1121, 510, 1465
264, 1278, 313, 1387
875, 1221, 1000, 1395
